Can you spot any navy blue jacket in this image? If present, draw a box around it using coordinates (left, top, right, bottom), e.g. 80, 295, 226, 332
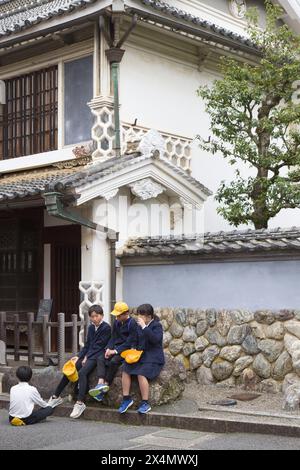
137, 320, 165, 365
78, 321, 111, 360
106, 317, 138, 355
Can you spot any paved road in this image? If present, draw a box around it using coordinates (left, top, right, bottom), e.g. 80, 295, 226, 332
1, 410, 300, 450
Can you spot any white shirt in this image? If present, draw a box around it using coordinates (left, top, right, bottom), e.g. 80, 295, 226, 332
9, 382, 49, 418
94, 321, 103, 332
142, 319, 154, 329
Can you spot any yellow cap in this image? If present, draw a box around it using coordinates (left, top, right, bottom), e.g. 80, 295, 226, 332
120, 349, 143, 364
11, 417, 26, 426
62, 359, 79, 383
111, 301, 129, 317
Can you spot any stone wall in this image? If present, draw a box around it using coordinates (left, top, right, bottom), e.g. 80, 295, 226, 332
130, 308, 300, 393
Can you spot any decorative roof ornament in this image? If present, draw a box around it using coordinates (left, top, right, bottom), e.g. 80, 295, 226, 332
129, 178, 166, 200
229, 0, 247, 19
138, 129, 166, 158
124, 128, 143, 155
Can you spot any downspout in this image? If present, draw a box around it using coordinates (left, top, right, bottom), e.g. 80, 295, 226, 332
43, 191, 119, 311
100, 13, 137, 157
107, 51, 124, 157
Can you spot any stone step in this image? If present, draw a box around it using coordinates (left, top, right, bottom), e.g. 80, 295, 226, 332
1, 396, 300, 438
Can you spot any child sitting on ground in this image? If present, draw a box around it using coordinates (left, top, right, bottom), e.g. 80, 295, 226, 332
9, 366, 59, 426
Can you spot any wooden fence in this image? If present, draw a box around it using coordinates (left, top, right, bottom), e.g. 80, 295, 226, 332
0, 312, 89, 369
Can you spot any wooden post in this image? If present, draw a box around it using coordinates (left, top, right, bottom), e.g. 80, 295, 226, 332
84, 311, 89, 341
72, 314, 78, 356
0, 312, 6, 343
14, 314, 20, 362
57, 313, 65, 370
42, 315, 49, 364
27, 312, 34, 366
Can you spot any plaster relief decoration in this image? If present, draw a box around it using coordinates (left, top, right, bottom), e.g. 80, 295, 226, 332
229, 0, 247, 18
129, 178, 166, 200
99, 188, 119, 201
79, 281, 104, 346
138, 129, 166, 158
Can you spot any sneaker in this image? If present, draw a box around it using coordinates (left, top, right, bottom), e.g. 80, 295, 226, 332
70, 402, 86, 419
88, 384, 110, 397
137, 401, 152, 414
92, 391, 105, 402
48, 396, 63, 408
118, 398, 134, 414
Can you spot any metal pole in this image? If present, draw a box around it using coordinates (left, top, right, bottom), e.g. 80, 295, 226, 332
72, 314, 78, 356
57, 313, 65, 370
111, 61, 121, 156
27, 312, 34, 366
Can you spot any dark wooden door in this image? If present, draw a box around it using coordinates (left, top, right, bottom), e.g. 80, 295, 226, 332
44, 225, 81, 350
0, 208, 43, 312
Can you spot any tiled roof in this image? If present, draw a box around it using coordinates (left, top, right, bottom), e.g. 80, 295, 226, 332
0, 152, 211, 202
45, 152, 212, 195
0, 0, 97, 38
0, 164, 83, 202
118, 227, 300, 257
133, 0, 256, 50
0, 0, 256, 51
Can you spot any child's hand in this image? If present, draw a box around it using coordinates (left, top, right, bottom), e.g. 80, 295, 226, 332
105, 349, 115, 358
137, 317, 146, 329
71, 356, 78, 363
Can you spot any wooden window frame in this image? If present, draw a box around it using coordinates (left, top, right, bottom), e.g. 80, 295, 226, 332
0, 46, 94, 160
0, 65, 58, 160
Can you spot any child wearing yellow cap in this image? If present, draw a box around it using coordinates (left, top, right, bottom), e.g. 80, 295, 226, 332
88, 301, 138, 401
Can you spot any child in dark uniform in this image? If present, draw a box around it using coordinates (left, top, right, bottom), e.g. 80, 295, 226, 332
119, 303, 165, 414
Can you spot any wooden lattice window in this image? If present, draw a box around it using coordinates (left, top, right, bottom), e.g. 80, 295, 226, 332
0, 65, 58, 160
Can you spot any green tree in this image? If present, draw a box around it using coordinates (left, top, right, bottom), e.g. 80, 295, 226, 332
197, 1, 300, 229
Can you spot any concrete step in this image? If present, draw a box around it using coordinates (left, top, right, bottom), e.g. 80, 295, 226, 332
1, 395, 300, 438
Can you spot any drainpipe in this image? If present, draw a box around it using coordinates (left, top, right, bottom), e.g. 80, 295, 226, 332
100, 13, 137, 157
106, 49, 124, 157
43, 191, 119, 310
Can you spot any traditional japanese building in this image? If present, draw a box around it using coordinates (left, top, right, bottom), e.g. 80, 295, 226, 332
0, 0, 299, 333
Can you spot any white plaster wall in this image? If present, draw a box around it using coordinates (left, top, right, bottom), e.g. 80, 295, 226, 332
120, 43, 300, 232
169, 0, 267, 34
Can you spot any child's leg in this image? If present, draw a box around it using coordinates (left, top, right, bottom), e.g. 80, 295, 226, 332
53, 375, 70, 398
77, 360, 97, 402
53, 359, 83, 398
122, 371, 132, 396
96, 352, 108, 385
137, 375, 149, 401
106, 355, 123, 385
23, 406, 54, 425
